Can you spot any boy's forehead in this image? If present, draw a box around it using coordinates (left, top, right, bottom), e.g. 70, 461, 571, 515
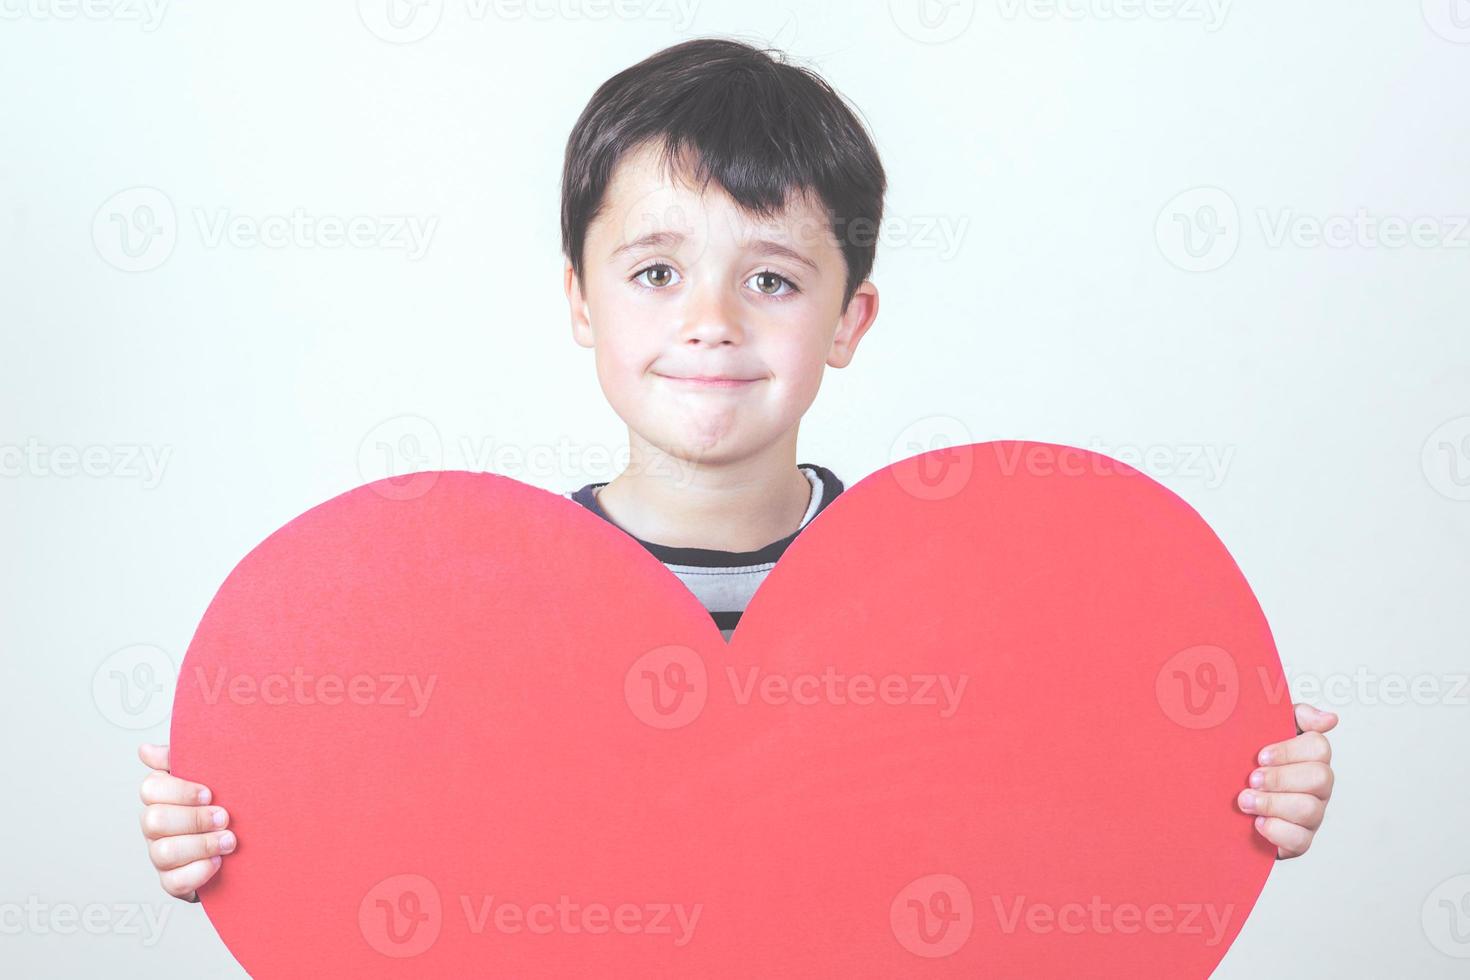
596, 142, 833, 254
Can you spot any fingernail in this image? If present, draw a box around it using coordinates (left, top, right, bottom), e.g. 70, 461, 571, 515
1258, 749, 1274, 765
1238, 790, 1256, 811
197, 789, 211, 805
211, 855, 221, 868
1254, 816, 1266, 831
212, 809, 227, 829
1249, 769, 1264, 788
219, 831, 236, 854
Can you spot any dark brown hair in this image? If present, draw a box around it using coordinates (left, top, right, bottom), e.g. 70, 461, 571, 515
560, 37, 887, 310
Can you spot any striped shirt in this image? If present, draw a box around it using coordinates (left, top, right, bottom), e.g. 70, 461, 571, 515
562, 464, 846, 641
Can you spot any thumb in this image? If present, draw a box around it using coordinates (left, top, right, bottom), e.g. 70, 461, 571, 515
1293, 702, 1339, 736
138, 742, 171, 772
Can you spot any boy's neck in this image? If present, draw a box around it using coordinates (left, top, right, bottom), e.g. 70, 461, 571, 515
594, 436, 815, 553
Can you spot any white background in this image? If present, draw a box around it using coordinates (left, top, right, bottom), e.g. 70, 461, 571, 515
3, 1, 1468, 976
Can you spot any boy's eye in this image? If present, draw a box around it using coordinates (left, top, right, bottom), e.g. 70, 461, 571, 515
748, 270, 799, 297
629, 264, 799, 298
632, 264, 679, 289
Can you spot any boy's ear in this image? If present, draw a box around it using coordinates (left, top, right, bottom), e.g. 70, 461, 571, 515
565, 260, 595, 348
827, 280, 879, 369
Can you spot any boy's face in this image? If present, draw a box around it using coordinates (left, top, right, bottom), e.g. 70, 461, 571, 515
565, 141, 878, 471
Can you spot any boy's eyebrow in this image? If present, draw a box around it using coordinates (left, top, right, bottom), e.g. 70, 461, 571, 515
611, 230, 685, 259
611, 230, 820, 274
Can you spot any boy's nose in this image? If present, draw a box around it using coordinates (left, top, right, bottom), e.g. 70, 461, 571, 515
678, 289, 746, 347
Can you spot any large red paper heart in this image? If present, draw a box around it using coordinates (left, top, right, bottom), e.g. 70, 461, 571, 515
171, 440, 1290, 977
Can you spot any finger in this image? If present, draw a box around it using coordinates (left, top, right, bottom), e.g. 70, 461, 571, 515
148, 829, 238, 872
1257, 730, 1331, 766
1237, 789, 1326, 831
1247, 761, 1333, 800
159, 856, 221, 901
1252, 815, 1313, 859
1293, 703, 1339, 736
140, 770, 213, 807
139, 804, 230, 841
138, 743, 170, 772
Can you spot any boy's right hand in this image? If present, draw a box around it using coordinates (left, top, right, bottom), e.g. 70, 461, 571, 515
137, 743, 236, 902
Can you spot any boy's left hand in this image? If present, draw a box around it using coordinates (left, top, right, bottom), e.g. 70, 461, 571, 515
1239, 702, 1338, 859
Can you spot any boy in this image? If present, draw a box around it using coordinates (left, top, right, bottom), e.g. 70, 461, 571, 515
137, 35, 1337, 910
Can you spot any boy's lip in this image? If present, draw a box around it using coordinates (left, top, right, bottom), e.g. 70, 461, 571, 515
654, 372, 763, 388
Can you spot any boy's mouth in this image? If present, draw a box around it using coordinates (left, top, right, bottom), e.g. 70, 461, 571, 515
654, 372, 763, 389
